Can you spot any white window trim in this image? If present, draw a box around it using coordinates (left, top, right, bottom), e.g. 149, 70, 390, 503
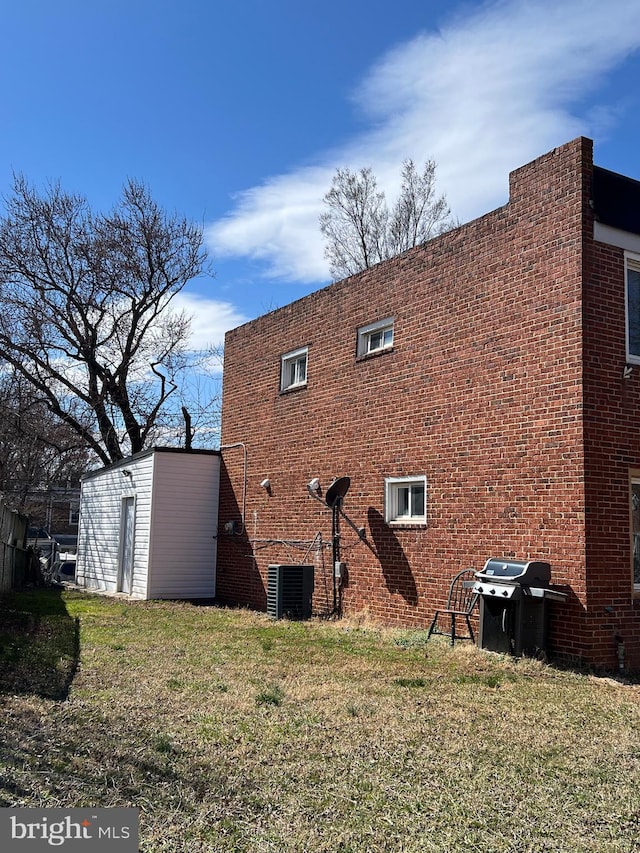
385, 476, 427, 526
280, 346, 308, 392
357, 317, 394, 358
625, 252, 640, 365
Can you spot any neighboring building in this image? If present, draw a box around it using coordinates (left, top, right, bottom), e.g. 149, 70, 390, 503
216, 137, 640, 671
5, 484, 80, 536
76, 447, 220, 600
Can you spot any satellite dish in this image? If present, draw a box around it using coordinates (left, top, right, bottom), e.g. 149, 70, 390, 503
325, 476, 350, 508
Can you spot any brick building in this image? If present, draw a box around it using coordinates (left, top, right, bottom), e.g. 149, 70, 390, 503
217, 137, 640, 671
2, 485, 80, 537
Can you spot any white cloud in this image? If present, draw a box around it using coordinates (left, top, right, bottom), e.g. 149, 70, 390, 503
170, 292, 248, 351
208, 165, 335, 283
206, 0, 640, 285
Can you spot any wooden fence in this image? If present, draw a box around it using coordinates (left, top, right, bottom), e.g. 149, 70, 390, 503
0, 501, 29, 591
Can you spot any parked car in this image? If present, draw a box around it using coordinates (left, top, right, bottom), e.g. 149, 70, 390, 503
51, 557, 77, 584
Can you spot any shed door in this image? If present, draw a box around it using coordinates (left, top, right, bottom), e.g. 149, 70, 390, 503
118, 496, 135, 594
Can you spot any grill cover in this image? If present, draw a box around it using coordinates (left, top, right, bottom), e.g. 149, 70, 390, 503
475, 558, 551, 587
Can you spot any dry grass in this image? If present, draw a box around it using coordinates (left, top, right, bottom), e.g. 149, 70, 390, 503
1, 588, 640, 852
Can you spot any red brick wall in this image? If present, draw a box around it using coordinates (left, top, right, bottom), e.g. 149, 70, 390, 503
582, 224, 640, 670
218, 137, 638, 669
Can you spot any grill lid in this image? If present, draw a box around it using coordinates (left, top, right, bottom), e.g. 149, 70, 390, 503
475, 558, 551, 587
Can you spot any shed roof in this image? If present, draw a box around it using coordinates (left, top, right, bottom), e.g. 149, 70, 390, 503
81, 446, 220, 482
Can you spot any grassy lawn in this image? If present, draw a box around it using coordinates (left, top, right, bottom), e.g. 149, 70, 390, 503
1, 588, 640, 852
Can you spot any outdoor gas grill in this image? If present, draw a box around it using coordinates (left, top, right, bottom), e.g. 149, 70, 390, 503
473, 558, 567, 657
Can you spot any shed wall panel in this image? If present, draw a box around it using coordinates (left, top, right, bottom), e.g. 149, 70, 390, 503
76, 454, 154, 595
147, 453, 220, 598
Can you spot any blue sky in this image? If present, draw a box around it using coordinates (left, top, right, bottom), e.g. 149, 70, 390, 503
2, 0, 640, 351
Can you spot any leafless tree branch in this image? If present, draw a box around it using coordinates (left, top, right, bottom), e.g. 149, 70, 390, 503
0, 176, 210, 464
320, 159, 454, 281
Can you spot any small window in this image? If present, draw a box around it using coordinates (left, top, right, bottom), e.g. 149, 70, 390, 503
385, 476, 427, 525
357, 317, 394, 358
280, 346, 308, 392
625, 254, 640, 363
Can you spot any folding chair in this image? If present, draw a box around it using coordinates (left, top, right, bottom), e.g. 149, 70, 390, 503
427, 568, 478, 646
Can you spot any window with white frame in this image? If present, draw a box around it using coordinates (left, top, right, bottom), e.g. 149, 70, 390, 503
357, 317, 394, 358
280, 346, 308, 391
625, 254, 640, 363
385, 476, 427, 525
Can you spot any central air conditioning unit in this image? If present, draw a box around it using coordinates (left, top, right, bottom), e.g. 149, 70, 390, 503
267, 564, 314, 620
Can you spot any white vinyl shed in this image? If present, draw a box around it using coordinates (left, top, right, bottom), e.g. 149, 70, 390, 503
76, 447, 220, 599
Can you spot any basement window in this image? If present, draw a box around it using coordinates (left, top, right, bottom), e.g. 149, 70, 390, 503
385, 476, 427, 525
625, 253, 640, 363
280, 346, 308, 392
357, 317, 394, 358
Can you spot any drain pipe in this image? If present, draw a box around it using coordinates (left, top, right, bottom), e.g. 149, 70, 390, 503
331, 500, 341, 616
219, 442, 247, 534
307, 482, 343, 616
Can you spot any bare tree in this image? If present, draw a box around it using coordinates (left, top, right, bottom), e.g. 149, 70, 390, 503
387, 160, 452, 256
150, 342, 225, 450
319, 167, 388, 278
0, 176, 209, 465
320, 159, 453, 280
0, 365, 90, 508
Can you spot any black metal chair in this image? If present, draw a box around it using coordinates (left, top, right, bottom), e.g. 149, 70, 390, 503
427, 568, 478, 646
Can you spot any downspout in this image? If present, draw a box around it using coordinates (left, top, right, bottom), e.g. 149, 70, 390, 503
332, 500, 341, 616
219, 442, 247, 534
